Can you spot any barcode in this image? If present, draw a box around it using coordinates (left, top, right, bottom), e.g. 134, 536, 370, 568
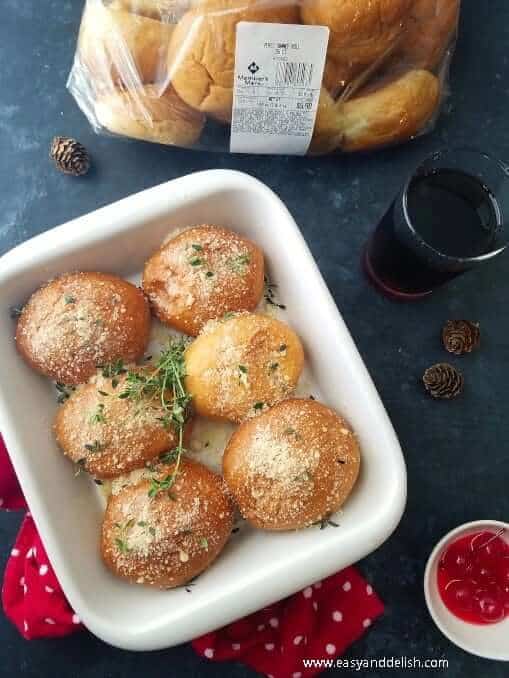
275, 61, 313, 87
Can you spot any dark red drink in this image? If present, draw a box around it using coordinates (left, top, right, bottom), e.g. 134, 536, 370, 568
363, 150, 508, 300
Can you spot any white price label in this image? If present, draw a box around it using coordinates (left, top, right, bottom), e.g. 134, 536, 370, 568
230, 22, 329, 155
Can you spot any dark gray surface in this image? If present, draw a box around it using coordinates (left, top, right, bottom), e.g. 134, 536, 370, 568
1, 1, 508, 676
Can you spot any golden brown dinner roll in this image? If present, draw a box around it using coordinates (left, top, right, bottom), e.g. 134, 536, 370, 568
395, 0, 460, 72
78, 1, 175, 87
310, 69, 440, 154
223, 398, 361, 530
339, 68, 440, 151
101, 458, 234, 587
16, 272, 150, 385
95, 85, 205, 147
54, 369, 192, 479
168, 0, 299, 122
143, 225, 264, 336
184, 313, 304, 422
301, 0, 412, 94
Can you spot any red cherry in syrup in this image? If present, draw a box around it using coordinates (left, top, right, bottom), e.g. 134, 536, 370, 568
439, 541, 473, 579
471, 557, 498, 585
471, 531, 509, 561
442, 579, 475, 613
472, 585, 505, 624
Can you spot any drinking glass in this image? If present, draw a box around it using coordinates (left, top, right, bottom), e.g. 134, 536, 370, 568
363, 148, 509, 299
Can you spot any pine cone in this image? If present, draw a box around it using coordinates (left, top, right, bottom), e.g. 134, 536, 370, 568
423, 363, 464, 400
442, 320, 480, 355
50, 136, 90, 176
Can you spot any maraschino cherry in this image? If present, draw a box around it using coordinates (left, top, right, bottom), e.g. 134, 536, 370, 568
438, 529, 509, 625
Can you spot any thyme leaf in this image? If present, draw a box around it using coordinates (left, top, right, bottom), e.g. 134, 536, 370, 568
101, 359, 126, 379
84, 440, 105, 454
89, 403, 106, 425
116, 338, 191, 499
55, 382, 75, 404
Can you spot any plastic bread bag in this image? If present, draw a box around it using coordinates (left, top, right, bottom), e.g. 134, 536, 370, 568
67, 0, 461, 155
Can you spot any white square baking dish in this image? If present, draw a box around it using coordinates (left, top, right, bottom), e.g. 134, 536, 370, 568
0, 170, 406, 651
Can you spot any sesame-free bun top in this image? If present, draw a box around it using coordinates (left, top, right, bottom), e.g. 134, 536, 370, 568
301, 0, 411, 93
78, 1, 175, 88
167, 0, 299, 122
394, 0, 460, 72
143, 225, 264, 336
54, 369, 192, 479
184, 313, 304, 422
16, 272, 151, 385
223, 398, 361, 530
101, 458, 234, 587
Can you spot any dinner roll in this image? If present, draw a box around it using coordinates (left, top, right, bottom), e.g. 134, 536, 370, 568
301, 0, 412, 94
78, 1, 175, 88
95, 85, 205, 147
339, 69, 440, 151
54, 369, 192, 479
310, 69, 440, 154
101, 458, 234, 587
143, 226, 264, 336
184, 313, 304, 422
223, 398, 361, 530
168, 0, 299, 122
395, 0, 460, 72
16, 272, 150, 385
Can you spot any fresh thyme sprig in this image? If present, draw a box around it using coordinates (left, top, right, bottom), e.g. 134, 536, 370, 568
313, 513, 340, 530
101, 359, 126, 379
158, 449, 180, 464
55, 382, 76, 404
89, 402, 106, 424
114, 518, 136, 553
9, 304, 24, 319
117, 338, 191, 499
264, 275, 286, 310
74, 458, 87, 476
84, 440, 105, 454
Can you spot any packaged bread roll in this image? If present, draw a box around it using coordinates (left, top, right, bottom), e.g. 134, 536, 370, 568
301, 0, 413, 95
167, 0, 299, 122
393, 0, 461, 72
311, 69, 440, 154
95, 84, 205, 146
78, 0, 175, 88
68, 0, 460, 154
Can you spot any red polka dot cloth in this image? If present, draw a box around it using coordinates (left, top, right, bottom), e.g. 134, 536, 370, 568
192, 568, 384, 677
2, 514, 83, 639
0, 436, 383, 673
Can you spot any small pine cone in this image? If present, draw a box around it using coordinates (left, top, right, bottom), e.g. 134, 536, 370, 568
423, 363, 464, 400
442, 320, 480, 355
50, 136, 90, 176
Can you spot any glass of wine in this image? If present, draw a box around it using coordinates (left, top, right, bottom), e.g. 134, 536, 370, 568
363, 148, 509, 300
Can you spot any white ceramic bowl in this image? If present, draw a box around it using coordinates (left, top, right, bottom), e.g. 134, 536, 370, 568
0, 170, 406, 650
424, 520, 509, 661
